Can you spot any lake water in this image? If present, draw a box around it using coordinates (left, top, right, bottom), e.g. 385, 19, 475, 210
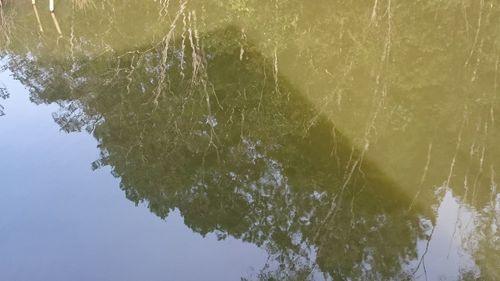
0, 1, 499, 280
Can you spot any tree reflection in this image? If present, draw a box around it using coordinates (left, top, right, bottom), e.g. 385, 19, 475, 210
1, 0, 498, 279
3, 26, 431, 280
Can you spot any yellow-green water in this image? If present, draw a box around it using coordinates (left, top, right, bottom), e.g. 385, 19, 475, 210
0, 1, 499, 280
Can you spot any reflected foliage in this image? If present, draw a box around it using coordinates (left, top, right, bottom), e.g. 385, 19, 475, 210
1, 0, 499, 279
4, 27, 428, 280
0, 86, 8, 116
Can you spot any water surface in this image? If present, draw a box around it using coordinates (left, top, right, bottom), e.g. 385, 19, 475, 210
0, 1, 499, 280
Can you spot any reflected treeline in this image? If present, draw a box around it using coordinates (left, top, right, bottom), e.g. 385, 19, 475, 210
5, 26, 429, 280
1, 0, 499, 279
2, 0, 499, 207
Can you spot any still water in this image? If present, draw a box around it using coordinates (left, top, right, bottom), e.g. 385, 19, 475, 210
0, 1, 499, 280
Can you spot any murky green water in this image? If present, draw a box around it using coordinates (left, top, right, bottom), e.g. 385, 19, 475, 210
1, 1, 499, 280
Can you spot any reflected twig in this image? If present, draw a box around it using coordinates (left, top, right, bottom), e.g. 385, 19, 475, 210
32, 3, 44, 33
50, 12, 62, 37
412, 224, 435, 281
